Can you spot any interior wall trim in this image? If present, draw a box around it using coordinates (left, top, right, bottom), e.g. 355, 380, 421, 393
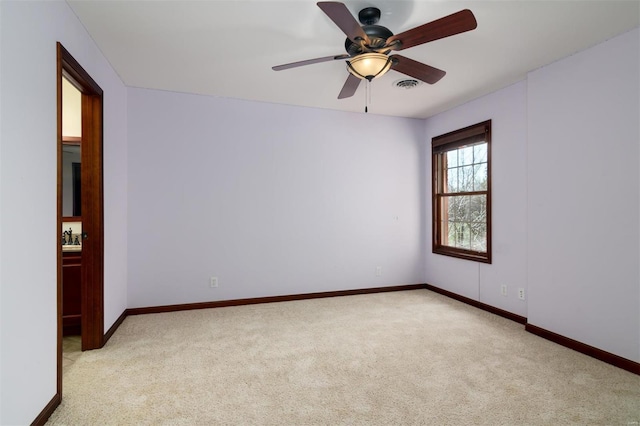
103, 309, 128, 345
424, 283, 527, 324
30, 393, 61, 426
127, 284, 427, 316
525, 323, 639, 375
424, 283, 638, 375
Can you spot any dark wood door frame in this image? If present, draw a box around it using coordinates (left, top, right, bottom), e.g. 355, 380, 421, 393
56, 42, 104, 395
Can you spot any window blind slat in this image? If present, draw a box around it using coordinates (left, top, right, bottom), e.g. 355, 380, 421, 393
432, 120, 491, 152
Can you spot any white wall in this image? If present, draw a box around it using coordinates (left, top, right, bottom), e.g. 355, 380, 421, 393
527, 28, 639, 362
127, 88, 425, 308
424, 82, 529, 317
0, 1, 128, 423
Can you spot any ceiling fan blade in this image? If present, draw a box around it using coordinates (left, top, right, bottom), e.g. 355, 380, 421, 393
387, 9, 477, 51
272, 54, 350, 71
390, 55, 446, 84
338, 73, 361, 99
317, 2, 370, 45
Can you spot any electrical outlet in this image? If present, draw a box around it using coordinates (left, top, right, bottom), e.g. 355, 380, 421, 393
518, 288, 525, 300
375, 266, 382, 277
210, 277, 219, 288
501, 284, 507, 297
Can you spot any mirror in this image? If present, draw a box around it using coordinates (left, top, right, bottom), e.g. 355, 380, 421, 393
62, 143, 81, 217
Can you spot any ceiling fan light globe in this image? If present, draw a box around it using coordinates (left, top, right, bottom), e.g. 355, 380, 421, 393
346, 53, 392, 81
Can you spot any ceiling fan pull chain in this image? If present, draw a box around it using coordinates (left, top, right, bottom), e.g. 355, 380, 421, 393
364, 80, 368, 113
365, 79, 370, 113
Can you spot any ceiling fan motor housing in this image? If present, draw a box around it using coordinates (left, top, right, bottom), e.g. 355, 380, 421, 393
344, 25, 394, 55
358, 7, 381, 25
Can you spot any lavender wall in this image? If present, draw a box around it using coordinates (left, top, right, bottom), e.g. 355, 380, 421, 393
0, 1, 128, 423
424, 82, 528, 317
423, 27, 639, 362
127, 89, 425, 308
527, 28, 639, 362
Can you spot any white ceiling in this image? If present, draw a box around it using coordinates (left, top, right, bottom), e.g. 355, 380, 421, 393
67, 0, 639, 119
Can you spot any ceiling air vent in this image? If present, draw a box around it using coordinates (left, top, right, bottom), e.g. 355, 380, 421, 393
393, 79, 422, 90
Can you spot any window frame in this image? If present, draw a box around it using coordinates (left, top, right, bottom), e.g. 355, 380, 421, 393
432, 120, 492, 263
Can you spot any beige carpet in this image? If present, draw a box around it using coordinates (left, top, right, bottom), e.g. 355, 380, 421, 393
48, 290, 639, 425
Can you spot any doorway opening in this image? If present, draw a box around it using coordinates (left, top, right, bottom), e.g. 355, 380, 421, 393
56, 42, 105, 397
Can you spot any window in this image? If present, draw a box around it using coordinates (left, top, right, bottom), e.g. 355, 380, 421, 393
432, 120, 491, 263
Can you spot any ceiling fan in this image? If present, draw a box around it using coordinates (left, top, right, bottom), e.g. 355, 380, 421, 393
273, 2, 477, 100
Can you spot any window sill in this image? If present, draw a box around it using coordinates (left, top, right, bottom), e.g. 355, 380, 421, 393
433, 247, 491, 264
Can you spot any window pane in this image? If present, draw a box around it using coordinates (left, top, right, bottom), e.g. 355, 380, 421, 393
445, 194, 487, 252
470, 223, 487, 252
473, 143, 487, 163
447, 221, 456, 246
447, 196, 463, 223
443, 143, 488, 194
467, 195, 487, 223
459, 165, 474, 192
456, 222, 470, 249
473, 163, 488, 191
446, 167, 458, 192
447, 150, 458, 168
459, 146, 474, 166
